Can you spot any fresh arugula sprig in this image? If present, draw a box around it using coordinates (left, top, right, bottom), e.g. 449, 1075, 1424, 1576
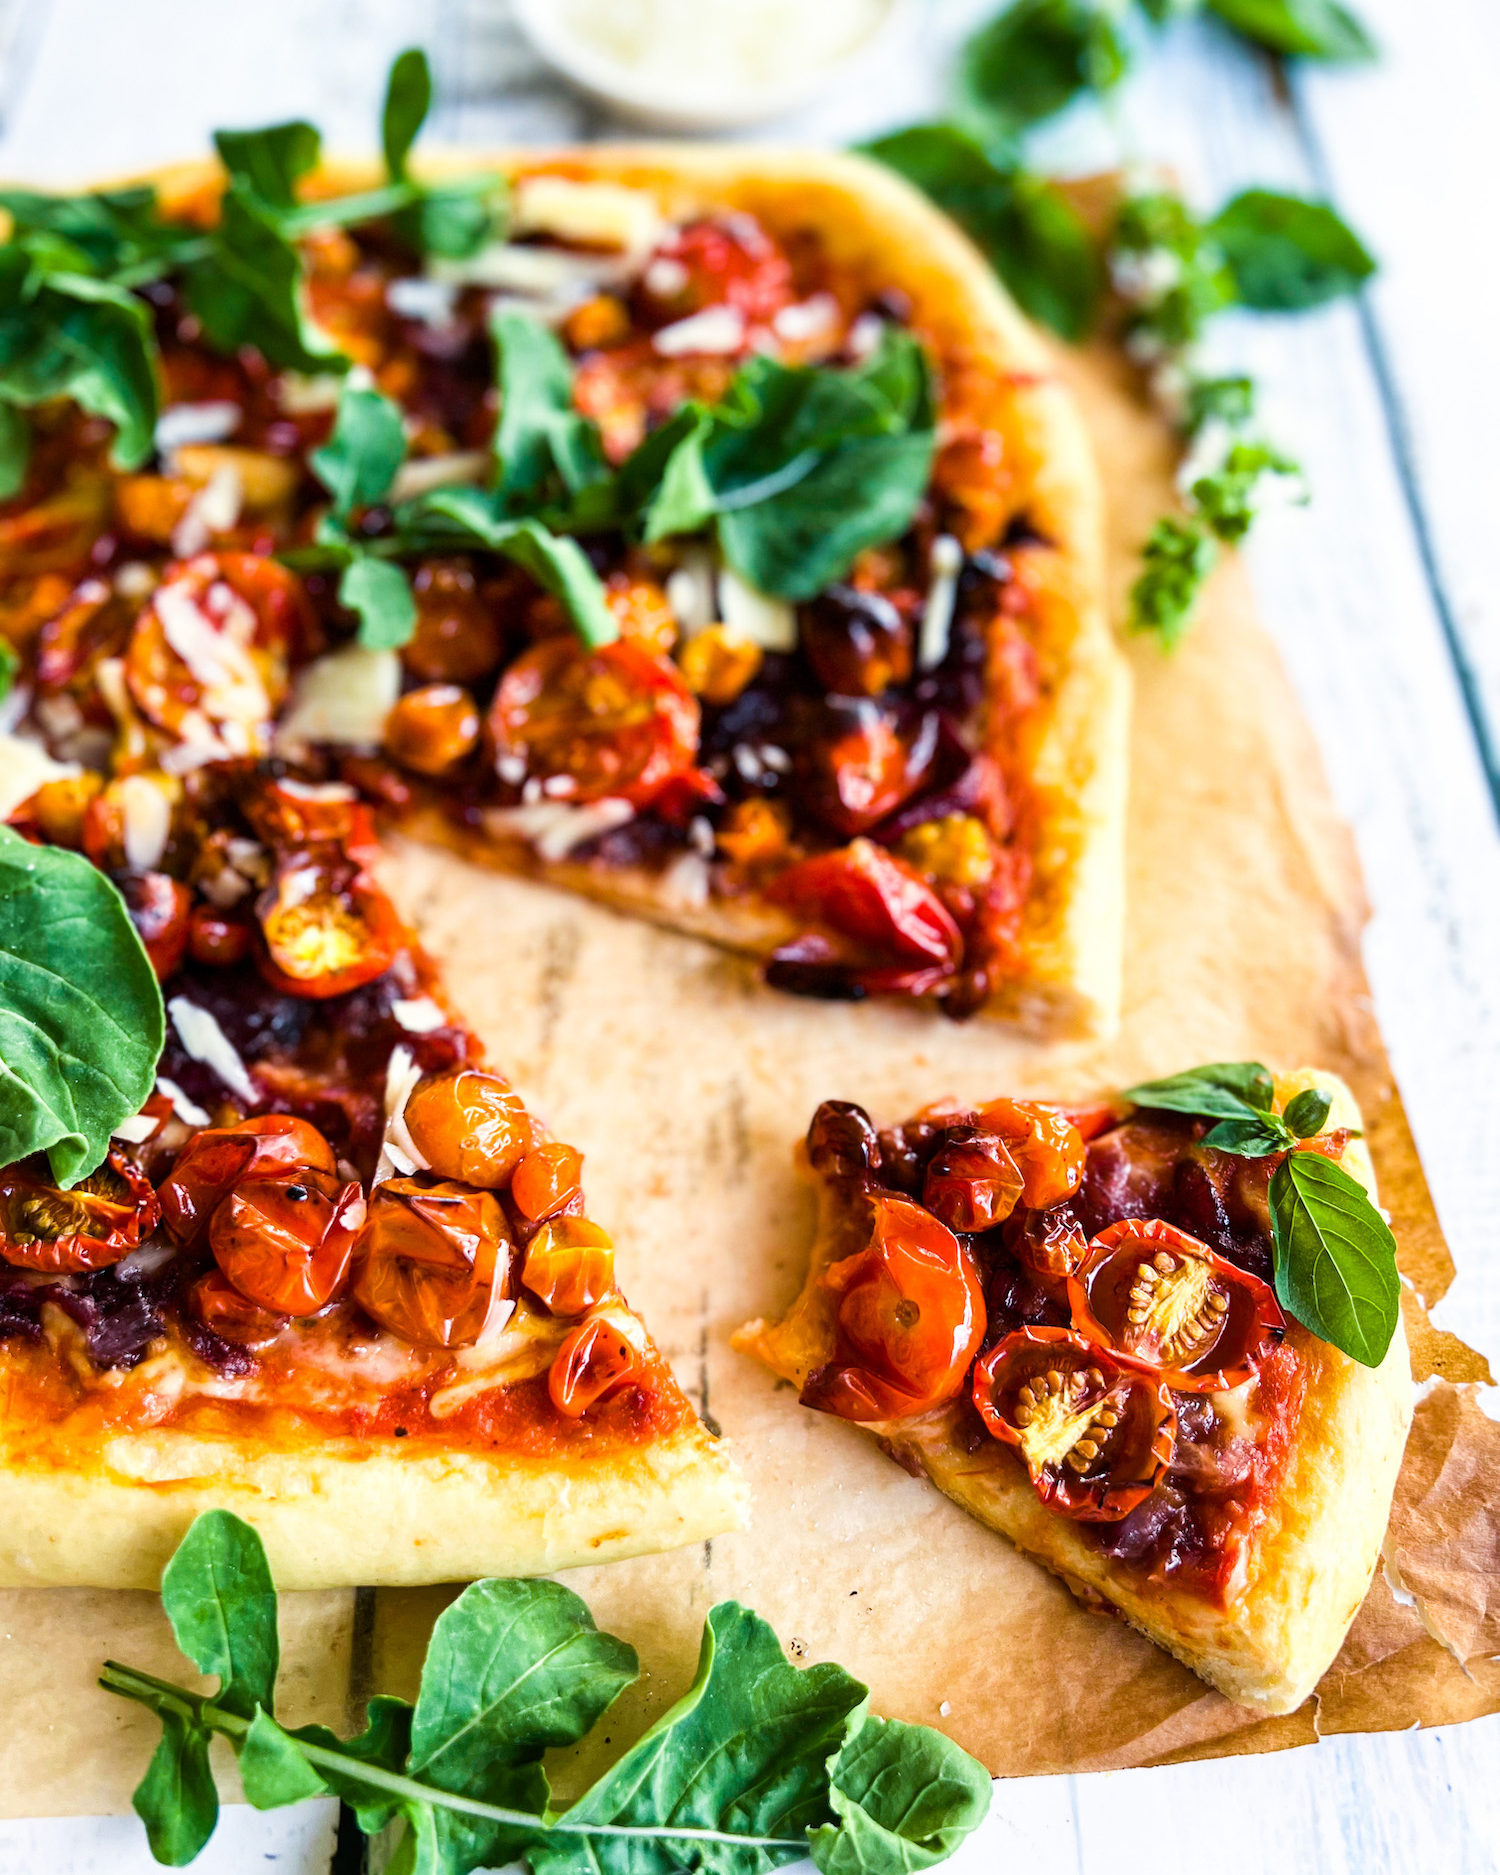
1122, 1061, 1401, 1364
102, 1511, 992, 1874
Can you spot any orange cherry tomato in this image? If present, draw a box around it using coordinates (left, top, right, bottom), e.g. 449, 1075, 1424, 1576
972, 1326, 1176, 1522
635, 218, 794, 328
510, 1141, 584, 1222
351, 1177, 510, 1349
0, 1151, 159, 1273
245, 779, 381, 863
402, 1070, 533, 1189
158, 1114, 338, 1243
801, 1190, 985, 1423
115, 871, 192, 981
1067, 1218, 1285, 1392
403, 560, 503, 684
189, 1268, 288, 1349
522, 1218, 615, 1317
974, 1099, 1086, 1210
922, 1124, 1025, 1234
804, 707, 932, 838
210, 1169, 364, 1316
255, 851, 403, 999
384, 683, 481, 775
34, 576, 134, 692
488, 635, 700, 808
548, 1308, 645, 1417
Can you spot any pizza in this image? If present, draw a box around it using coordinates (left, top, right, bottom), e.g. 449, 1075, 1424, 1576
736, 1068, 1414, 1713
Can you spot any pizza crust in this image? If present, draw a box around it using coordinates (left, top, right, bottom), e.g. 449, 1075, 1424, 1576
736, 1070, 1414, 1714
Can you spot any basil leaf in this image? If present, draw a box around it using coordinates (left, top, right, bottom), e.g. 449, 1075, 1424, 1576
1209, 189, 1376, 312
531, 1601, 868, 1875
1127, 515, 1217, 648
311, 381, 408, 517
1123, 1060, 1277, 1120
492, 307, 607, 510
239, 1709, 330, 1809
1283, 1086, 1333, 1138
958, 0, 1130, 137
1190, 439, 1303, 545
1269, 1152, 1400, 1364
864, 125, 1100, 340
131, 1704, 219, 1867
383, 47, 431, 181
0, 401, 29, 500
214, 121, 321, 209
183, 183, 341, 374
1206, 0, 1377, 61
0, 826, 163, 1185
159, 1508, 279, 1720
1200, 1115, 1293, 1156
809, 1715, 991, 1875
340, 553, 418, 651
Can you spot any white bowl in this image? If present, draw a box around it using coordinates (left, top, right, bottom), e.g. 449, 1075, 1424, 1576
512, 0, 916, 133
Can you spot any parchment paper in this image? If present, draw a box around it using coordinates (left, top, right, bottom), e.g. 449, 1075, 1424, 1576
4, 339, 1498, 1815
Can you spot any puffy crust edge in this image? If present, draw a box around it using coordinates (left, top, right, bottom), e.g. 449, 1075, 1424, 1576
735, 1069, 1414, 1714
0, 1413, 746, 1589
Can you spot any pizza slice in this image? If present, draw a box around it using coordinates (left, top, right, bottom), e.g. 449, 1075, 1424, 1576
735, 1066, 1413, 1713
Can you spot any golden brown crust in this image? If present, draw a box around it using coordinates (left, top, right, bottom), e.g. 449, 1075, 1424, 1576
735, 1070, 1414, 1714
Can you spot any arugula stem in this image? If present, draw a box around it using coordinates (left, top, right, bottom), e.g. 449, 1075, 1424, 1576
98, 1663, 807, 1850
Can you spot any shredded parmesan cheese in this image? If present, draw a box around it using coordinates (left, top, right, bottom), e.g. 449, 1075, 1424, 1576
116, 773, 172, 871
374, 1044, 429, 1185
389, 450, 490, 504
717, 565, 796, 651
918, 534, 964, 671
392, 997, 449, 1034
167, 998, 258, 1107
483, 797, 635, 861
275, 644, 400, 752
653, 304, 745, 357
511, 176, 664, 254
157, 1076, 211, 1127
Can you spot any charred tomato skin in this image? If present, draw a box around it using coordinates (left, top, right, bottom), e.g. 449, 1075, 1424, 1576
974, 1099, 1086, 1210
351, 1176, 510, 1350
0, 1151, 160, 1273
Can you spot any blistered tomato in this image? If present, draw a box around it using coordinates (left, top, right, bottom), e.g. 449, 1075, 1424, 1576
922, 1125, 1025, 1234
522, 1218, 615, 1317
159, 1115, 338, 1243
352, 1177, 510, 1349
402, 1070, 532, 1189
210, 1170, 364, 1316
548, 1306, 645, 1417
510, 1142, 584, 1223
0, 1151, 159, 1273
974, 1099, 1086, 1210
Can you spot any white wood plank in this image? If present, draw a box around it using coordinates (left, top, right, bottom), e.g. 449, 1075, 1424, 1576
0, 1798, 339, 1871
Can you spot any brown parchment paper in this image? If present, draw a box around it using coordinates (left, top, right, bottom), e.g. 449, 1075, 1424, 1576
4, 337, 1499, 1817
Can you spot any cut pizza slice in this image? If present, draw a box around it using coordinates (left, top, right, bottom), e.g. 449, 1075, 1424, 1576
735, 1067, 1413, 1714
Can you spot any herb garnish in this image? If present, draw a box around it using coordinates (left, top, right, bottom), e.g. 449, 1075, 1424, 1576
1122, 1061, 1400, 1364
102, 1511, 992, 1873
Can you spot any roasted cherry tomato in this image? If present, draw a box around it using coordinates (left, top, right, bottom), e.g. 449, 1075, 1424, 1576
548, 1307, 646, 1417
488, 635, 700, 808
522, 1217, 615, 1317
256, 851, 403, 999
351, 1176, 510, 1349
974, 1099, 1086, 1210
158, 1114, 338, 1243
404, 560, 504, 684
922, 1124, 1024, 1235
188, 902, 253, 967
800, 586, 913, 698
801, 1190, 985, 1423
211, 1169, 364, 1316
81, 774, 179, 874
0, 1151, 159, 1273
1006, 1207, 1089, 1293
804, 1100, 882, 1183
803, 704, 933, 838
635, 217, 794, 328
244, 779, 381, 859
1067, 1218, 1285, 1392
972, 1325, 1176, 1521
124, 553, 312, 754
769, 840, 963, 974
34, 577, 134, 692
384, 683, 481, 775
188, 1268, 288, 1349
510, 1141, 584, 1223
402, 1070, 532, 1189
112, 870, 192, 981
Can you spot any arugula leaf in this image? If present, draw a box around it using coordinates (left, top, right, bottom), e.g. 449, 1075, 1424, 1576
1208, 188, 1376, 312
183, 183, 341, 374
531, 1601, 867, 1875
1190, 439, 1303, 545
1269, 1151, 1401, 1364
132, 1701, 219, 1867
339, 553, 418, 651
213, 121, 321, 209
0, 827, 163, 1185
380, 47, 506, 260
810, 1716, 991, 1875
238, 1710, 330, 1810
1123, 1060, 1277, 1120
958, 0, 1130, 137
311, 381, 408, 518
1127, 515, 1217, 647
159, 1507, 279, 1719
492, 308, 607, 510
279, 1696, 414, 1832
0, 184, 180, 281
383, 48, 432, 181
864, 125, 1100, 340
1186, 373, 1255, 435
1206, 0, 1377, 61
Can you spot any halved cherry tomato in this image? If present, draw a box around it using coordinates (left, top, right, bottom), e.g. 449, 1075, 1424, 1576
210, 1169, 363, 1316
548, 1307, 646, 1417
256, 851, 403, 999
510, 1141, 584, 1222
488, 635, 700, 808
522, 1217, 615, 1317
801, 586, 913, 698
189, 1268, 288, 1349
769, 840, 963, 974
158, 1115, 338, 1243
974, 1099, 1086, 1210
1067, 1218, 1284, 1392
922, 1125, 1025, 1235
0, 1151, 160, 1273
801, 1190, 985, 1423
635, 218, 794, 328
972, 1325, 1176, 1521
351, 1177, 510, 1349
245, 779, 380, 863
402, 1070, 532, 1189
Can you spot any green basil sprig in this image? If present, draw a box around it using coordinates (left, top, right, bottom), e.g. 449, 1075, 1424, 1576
0, 827, 164, 1187
102, 1511, 992, 1874
1123, 1060, 1399, 1364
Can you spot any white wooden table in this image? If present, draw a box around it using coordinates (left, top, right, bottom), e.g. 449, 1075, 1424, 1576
1, 1, 1497, 1869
